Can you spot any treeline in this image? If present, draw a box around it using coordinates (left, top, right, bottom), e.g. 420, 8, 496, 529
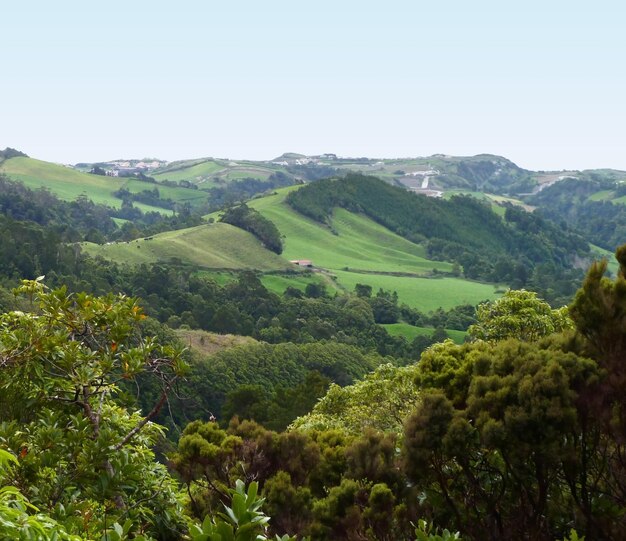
219, 203, 283, 254
287, 174, 589, 304
100, 268, 411, 358
0, 146, 28, 161
0, 174, 117, 240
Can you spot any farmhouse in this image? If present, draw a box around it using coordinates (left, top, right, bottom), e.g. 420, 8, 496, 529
290, 259, 313, 267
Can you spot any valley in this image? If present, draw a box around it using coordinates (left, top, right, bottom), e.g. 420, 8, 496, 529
2, 146, 626, 540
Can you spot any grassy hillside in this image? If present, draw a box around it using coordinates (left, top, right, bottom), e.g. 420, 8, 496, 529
1, 157, 128, 207
0, 157, 205, 213
247, 188, 453, 275
245, 187, 501, 310
174, 329, 257, 357
152, 158, 279, 186
81, 222, 290, 271
84, 183, 503, 311
152, 159, 226, 185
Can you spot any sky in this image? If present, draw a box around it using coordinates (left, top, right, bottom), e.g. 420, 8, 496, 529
2, 0, 626, 170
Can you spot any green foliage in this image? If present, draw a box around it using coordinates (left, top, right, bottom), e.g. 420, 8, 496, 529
468, 289, 572, 342
561, 531, 585, 541
262, 472, 313, 535
187, 341, 382, 422
529, 176, 626, 251
291, 363, 420, 435
413, 519, 461, 541
0, 280, 187, 538
221, 372, 331, 432
405, 338, 600, 540
220, 203, 283, 254
187, 480, 297, 541
0, 449, 82, 541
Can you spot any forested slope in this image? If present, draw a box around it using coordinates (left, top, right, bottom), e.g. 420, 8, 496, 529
286, 174, 590, 302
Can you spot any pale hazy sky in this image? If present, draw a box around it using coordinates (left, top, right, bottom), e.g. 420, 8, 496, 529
2, 1, 625, 170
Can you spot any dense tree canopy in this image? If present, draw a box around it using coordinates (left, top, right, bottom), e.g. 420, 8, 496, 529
219, 203, 283, 254
468, 289, 572, 342
0, 280, 188, 539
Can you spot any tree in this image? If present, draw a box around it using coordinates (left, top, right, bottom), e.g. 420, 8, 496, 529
468, 289, 572, 342
219, 203, 283, 254
354, 283, 372, 298
291, 363, 420, 435
405, 339, 599, 540
0, 279, 187, 538
305, 282, 327, 299
568, 247, 626, 533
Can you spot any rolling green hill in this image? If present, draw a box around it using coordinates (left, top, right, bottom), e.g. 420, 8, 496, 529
0, 156, 206, 213
51, 158, 598, 312
151, 158, 279, 186
84, 183, 502, 310
244, 187, 502, 310
247, 188, 454, 274
81, 222, 290, 271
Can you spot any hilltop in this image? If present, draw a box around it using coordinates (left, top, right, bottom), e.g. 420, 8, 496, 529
71, 152, 626, 201
81, 221, 290, 271
5, 147, 626, 213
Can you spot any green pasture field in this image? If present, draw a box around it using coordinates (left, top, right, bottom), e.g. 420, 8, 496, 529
588, 190, 613, 201
80, 222, 290, 271
220, 168, 273, 181
152, 160, 225, 183
443, 189, 534, 215
121, 178, 208, 207
382, 323, 467, 344
1, 157, 127, 207
84, 185, 502, 312
332, 270, 500, 312
586, 189, 626, 206
246, 187, 501, 310
611, 195, 626, 205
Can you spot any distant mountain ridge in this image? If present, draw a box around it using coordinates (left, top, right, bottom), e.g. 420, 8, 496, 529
67, 151, 626, 196
3, 146, 626, 206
